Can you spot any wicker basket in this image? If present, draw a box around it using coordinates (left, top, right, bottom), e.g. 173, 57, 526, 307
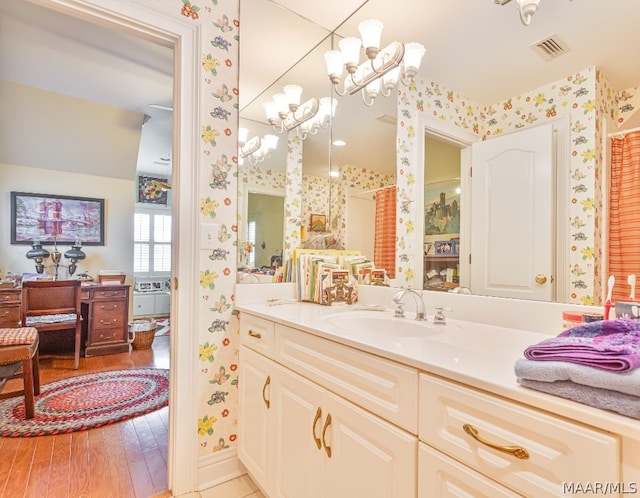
128, 318, 157, 350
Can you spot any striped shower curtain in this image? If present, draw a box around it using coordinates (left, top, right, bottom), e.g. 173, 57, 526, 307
374, 186, 396, 279
608, 130, 640, 302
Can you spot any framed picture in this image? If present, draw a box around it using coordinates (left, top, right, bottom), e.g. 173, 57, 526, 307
138, 175, 168, 205
310, 213, 327, 233
10, 191, 105, 245
424, 180, 460, 236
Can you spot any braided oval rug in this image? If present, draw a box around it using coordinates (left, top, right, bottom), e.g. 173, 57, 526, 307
0, 368, 169, 437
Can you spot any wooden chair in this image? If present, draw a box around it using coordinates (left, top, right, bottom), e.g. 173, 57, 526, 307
0, 327, 41, 419
21, 280, 82, 370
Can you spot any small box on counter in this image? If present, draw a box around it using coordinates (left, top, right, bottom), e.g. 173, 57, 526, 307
614, 301, 640, 319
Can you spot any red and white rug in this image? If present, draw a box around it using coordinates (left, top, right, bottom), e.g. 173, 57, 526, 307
155, 318, 170, 336
0, 368, 169, 437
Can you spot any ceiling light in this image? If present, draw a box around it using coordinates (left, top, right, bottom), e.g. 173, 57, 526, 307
263, 87, 337, 140
332, 140, 346, 147
238, 129, 279, 165
324, 19, 425, 107
517, 0, 540, 25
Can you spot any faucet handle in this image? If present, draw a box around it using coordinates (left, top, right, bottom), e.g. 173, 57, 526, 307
393, 301, 405, 318
433, 306, 451, 325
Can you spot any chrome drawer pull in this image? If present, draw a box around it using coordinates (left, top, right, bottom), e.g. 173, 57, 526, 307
2, 296, 10, 301
1, 311, 9, 317
99, 319, 118, 325
463, 423, 529, 460
99, 333, 116, 340
248, 330, 262, 339
100, 304, 119, 310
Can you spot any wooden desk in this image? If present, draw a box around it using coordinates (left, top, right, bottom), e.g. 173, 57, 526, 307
0, 288, 22, 327
80, 283, 130, 357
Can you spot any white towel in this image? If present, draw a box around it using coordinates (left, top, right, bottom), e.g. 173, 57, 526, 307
514, 358, 640, 397
518, 378, 640, 420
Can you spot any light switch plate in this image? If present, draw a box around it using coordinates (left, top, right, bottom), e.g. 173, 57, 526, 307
200, 223, 220, 249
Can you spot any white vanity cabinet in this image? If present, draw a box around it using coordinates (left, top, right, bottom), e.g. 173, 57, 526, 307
238, 313, 418, 498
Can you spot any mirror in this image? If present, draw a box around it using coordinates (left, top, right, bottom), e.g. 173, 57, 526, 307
239, 1, 639, 304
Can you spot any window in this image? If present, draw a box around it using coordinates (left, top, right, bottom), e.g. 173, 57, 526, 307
246, 218, 256, 266
134, 211, 171, 274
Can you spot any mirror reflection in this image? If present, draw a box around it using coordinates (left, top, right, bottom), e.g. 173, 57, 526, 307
239, 0, 640, 306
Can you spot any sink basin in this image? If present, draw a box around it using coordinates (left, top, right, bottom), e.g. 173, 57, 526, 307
325, 311, 444, 338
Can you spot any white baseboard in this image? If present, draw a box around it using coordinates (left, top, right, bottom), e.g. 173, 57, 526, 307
197, 448, 246, 492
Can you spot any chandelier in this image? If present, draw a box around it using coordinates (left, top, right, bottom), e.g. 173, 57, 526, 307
494, 0, 541, 26
238, 129, 279, 165
323, 19, 425, 106
263, 85, 337, 140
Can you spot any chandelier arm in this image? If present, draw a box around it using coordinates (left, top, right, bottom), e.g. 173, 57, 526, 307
360, 89, 376, 107
380, 85, 393, 98
270, 121, 285, 134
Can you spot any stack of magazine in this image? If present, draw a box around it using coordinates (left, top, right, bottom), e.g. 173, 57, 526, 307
294, 250, 389, 305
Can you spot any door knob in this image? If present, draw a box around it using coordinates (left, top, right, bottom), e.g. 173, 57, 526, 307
535, 274, 547, 284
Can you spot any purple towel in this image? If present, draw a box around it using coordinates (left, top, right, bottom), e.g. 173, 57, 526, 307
523, 319, 640, 371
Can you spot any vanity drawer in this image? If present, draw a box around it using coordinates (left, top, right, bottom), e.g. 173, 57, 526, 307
419, 373, 619, 497
419, 442, 522, 497
276, 323, 418, 434
240, 313, 275, 358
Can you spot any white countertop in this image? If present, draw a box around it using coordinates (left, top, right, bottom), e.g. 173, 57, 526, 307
237, 300, 640, 441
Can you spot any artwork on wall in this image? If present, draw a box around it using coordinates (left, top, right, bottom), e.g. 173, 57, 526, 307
138, 175, 168, 205
310, 213, 327, 233
10, 191, 105, 245
424, 181, 460, 236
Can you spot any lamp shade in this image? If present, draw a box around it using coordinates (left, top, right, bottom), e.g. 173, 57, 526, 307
26, 242, 50, 261
403, 42, 426, 73
339, 37, 362, 66
64, 245, 86, 261
358, 19, 383, 50
324, 50, 344, 80
283, 84, 303, 108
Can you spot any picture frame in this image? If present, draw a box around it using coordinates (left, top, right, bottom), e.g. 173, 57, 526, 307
424, 180, 461, 236
138, 175, 169, 205
10, 191, 105, 245
434, 240, 458, 256
310, 213, 327, 233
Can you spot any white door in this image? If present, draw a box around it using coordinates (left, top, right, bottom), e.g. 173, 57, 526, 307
324, 392, 417, 498
345, 188, 375, 257
470, 124, 555, 301
237, 346, 274, 496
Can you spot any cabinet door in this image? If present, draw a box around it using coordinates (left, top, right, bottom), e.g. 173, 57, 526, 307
238, 346, 274, 496
272, 364, 324, 498
155, 293, 170, 315
133, 294, 155, 316
324, 391, 417, 498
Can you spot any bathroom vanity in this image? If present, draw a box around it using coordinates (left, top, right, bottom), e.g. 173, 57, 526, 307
236, 292, 639, 497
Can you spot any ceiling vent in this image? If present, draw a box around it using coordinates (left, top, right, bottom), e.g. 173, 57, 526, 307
375, 114, 397, 126
530, 35, 569, 61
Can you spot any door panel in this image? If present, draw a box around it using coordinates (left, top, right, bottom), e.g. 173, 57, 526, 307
471, 124, 554, 301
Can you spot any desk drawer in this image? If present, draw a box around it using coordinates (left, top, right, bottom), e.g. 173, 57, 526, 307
419, 373, 619, 497
91, 301, 127, 330
0, 305, 20, 326
91, 289, 128, 300
0, 290, 21, 305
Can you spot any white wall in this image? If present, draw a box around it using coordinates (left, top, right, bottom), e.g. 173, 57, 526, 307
0, 163, 135, 285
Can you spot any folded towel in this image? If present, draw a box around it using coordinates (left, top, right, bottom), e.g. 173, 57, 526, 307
523, 318, 640, 371
518, 378, 640, 420
514, 358, 640, 396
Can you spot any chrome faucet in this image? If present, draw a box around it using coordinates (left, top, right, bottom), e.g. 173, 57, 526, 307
392, 288, 427, 321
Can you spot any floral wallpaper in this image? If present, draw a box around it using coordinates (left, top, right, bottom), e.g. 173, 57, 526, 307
398, 65, 636, 305
283, 132, 303, 260
185, 0, 241, 457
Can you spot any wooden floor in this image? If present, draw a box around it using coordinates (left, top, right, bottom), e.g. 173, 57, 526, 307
0, 335, 171, 498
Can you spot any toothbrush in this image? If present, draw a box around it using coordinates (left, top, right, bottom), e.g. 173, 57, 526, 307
605, 275, 615, 320
629, 274, 636, 300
